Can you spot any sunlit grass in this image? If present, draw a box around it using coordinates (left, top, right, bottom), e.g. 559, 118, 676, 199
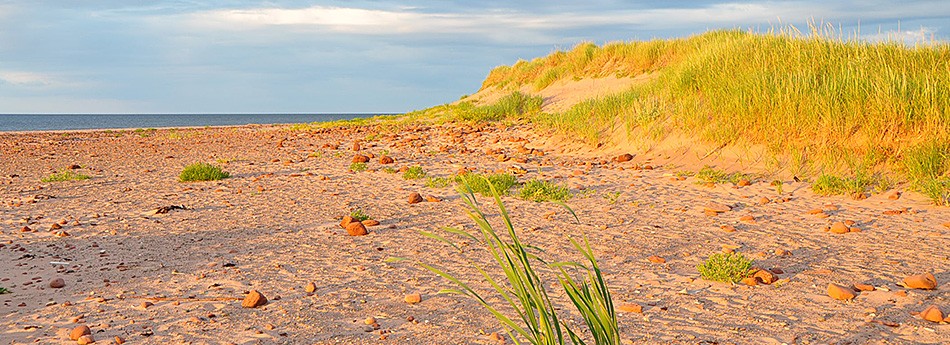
41, 169, 90, 182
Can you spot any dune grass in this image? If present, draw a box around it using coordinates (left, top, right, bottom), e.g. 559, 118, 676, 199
179, 163, 230, 182
454, 172, 519, 196
402, 166, 427, 180
695, 166, 753, 185
41, 169, 90, 182
697, 252, 754, 284
518, 179, 573, 202
349, 162, 368, 172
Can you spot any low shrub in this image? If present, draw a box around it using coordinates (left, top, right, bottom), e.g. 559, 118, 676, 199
697, 252, 754, 283
179, 163, 230, 182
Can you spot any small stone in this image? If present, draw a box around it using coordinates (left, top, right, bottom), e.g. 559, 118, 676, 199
903, 272, 937, 290
340, 215, 355, 229
806, 208, 824, 215
647, 255, 666, 264
241, 290, 267, 308
829, 222, 850, 234
703, 202, 732, 213
379, 156, 394, 164
720, 225, 737, 233
408, 192, 423, 204
739, 215, 755, 223
352, 155, 369, 163
304, 282, 317, 293
77, 335, 95, 344
20, 226, 32, 232
425, 195, 441, 202
50, 223, 62, 230
769, 267, 784, 274
140, 301, 153, 309
740, 277, 758, 286
752, 269, 777, 284
887, 191, 901, 200
943, 222, 950, 229
114, 336, 125, 344
919, 305, 944, 323
362, 219, 380, 227
614, 153, 633, 162
852, 283, 874, 292
737, 179, 751, 187
70, 325, 91, 340
49, 278, 65, 288
345, 221, 368, 236
364, 316, 377, 325
404, 293, 421, 304
617, 303, 643, 313
827, 283, 856, 300
758, 197, 770, 205
353, 142, 361, 151
264, 323, 275, 330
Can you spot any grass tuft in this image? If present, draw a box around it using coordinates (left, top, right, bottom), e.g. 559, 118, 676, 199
811, 173, 878, 196
695, 166, 752, 185
349, 162, 368, 172
425, 176, 453, 188
179, 163, 230, 182
0, 286, 10, 294
455, 172, 518, 196
349, 209, 370, 222
518, 179, 573, 202
402, 166, 427, 180
697, 252, 754, 283
41, 170, 90, 182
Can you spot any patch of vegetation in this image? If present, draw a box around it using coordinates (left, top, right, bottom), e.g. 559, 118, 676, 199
41, 170, 91, 182
916, 177, 950, 206
349, 162, 368, 172
518, 179, 573, 202
382, 167, 397, 174
697, 252, 754, 283
902, 140, 950, 205
695, 166, 751, 185
771, 180, 784, 195
603, 191, 622, 204
179, 163, 230, 182
0, 287, 10, 294
425, 176, 453, 188
811, 173, 878, 196
420, 184, 620, 345
134, 128, 157, 137
455, 172, 518, 196
349, 209, 370, 222
402, 166, 427, 180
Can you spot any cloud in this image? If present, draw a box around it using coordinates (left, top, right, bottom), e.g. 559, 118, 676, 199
0, 70, 57, 87
862, 26, 941, 44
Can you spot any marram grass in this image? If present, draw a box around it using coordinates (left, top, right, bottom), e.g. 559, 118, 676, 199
179, 163, 230, 182
697, 252, 754, 284
41, 169, 90, 182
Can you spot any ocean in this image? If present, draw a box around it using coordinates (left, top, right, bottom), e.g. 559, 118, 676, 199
0, 114, 383, 132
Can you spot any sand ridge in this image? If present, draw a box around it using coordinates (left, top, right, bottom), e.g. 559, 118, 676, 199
0, 123, 947, 344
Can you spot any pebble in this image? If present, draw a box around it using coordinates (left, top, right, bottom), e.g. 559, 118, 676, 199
852, 283, 874, 292
703, 202, 732, 213
614, 153, 633, 162
362, 219, 380, 227
69, 325, 91, 340
903, 272, 937, 290
827, 283, 856, 300
114, 336, 125, 344
304, 282, 317, 293
647, 255, 666, 264
404, 293, 422, 304
617, 303, 643, 313
408, 192, 424, 204
757, 197, 770, 205
379, 156, 394, 164
918, 305, 943, 323
829, 222, 850, 234
49, 277, 65, 288
77, 335, 95, 345
364, 316, 377, 325
752, 269, 777, 284
345, 221, 368, 236
352, 155, 369, 163
720, 225, 737, 233
241, 290, 267, 308
339, 215, 355, 229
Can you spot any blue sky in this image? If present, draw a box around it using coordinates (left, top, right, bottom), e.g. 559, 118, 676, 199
1, 1, 947, 114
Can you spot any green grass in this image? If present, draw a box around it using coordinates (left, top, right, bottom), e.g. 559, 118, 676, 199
697, 252, 754, 284
179, 163, 230, 182
41, 170, 91, 182
425, 176, 453, 188
382, 167, 397, 174
0, 287, 10, 294
695, 166, 752, 185
518, 179, 573, 202
349, 162, 368, 172
603, 191, 622, 204
902, 140, 950, 205
811, 173, 878, 196
402, 166, 427, 180
350, 209, 370, 222
419, 180, 619, 345
455, 172, 518, 196
916, 177, 950, 206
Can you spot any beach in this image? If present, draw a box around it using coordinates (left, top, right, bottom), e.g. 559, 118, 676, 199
1, 123, 947, 344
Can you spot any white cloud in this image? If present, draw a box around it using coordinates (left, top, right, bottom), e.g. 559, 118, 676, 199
0, 70, 56, 87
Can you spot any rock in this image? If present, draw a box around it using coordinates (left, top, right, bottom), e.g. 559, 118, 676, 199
353, 142, 361, 151
49, 277, 65, 288
903, 273, 937, 290
70, 325, 91, 340
425, 195, 441, 202
758, 197, 770, 205
827, 283, 856, 300
241, 290, 267, 308
737, 179, 751, 187
720, 225, 737, 233
352, 155, 369, 163
77, 335, 95, 344
888, 191, 901, 200
753, 269, 777, 284
345, 221, 368, 236
647, 255, 666, 264
919, 305, 944, 323
20, 226, 32, 232
379, 156, 394, 164
617, 303, 642, 313
408, 192, 423, 204
362, 219, 380, 227
140, 301, 153, 309
852, 283, 874, 292
614, 153, 633, 163
741, 277, 758, 286
943, 222, 950, 229
739, 215, 755, 223
114, 336, 125, 344
806, 208, 824, 215
340, 215, 355, 229
829, 222, 850, 234
305, 282, 317, 293
703, 202, 732, 213
364, 316, 377, 325
50, 223, 62, 230
404, 293, 422, 304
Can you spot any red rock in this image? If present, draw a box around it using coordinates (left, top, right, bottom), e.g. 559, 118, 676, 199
769, 267, 784, 274
737, 179, 751, 187
408, 192, 423, 204
617, 303, 643, 313
352, 142, 361, 151
829, 222, 850, 234
345, 221, 368, 236
352, 155, 369, 163
140, 301, 153, 309
919, 305, 944, 322
758, 197, 770, 205
379, 156, 394, 164
903, 273, 937, 290
753, 269, 777, 284
720, 225, 737, 233
404, 293, 421, 304
615, 153, 633, 163
241, 290, 267, 308
114, 336, 125, 344
77, 335, 95, 344
942, 222, 950, 229
362, 219, 380, 227
647, 255, 666, 264
827, 283, 856, 300
741, 277, 758, 286
20, 226, 32, 232
806, 208, 824, 215
50, 223, 62, 230
883, 209, 906, 216
704, 202, 731, 213
340, 215, 355, 229
69, 325, 91, 340
887, 191, 901, 200
852, 283, 874, 292
49, 278, 65, 288
425, 195, 441, 202
739, 215, 755, 223
304, 282, 317, 293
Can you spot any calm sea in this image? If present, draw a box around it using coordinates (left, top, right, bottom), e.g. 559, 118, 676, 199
0, 114, 383, 132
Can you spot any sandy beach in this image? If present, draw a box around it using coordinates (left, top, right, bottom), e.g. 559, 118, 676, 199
1, 123, 947, 344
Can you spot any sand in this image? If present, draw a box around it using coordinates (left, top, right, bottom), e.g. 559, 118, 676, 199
1, 123, 947, 344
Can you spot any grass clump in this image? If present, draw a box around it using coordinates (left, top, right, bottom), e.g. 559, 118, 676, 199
41, 170, 91, 182
0, 287, 10, 294
455, 172, 518, 196
382, 167, 397, 174
697, 252, 754, 283
695, 166, 751, 185
349, 162, 368, 172
179, 163, 230, 182
902, 141, 950, 205
519, 179, 573, 202
402, 166, 427, 180
350, 209, 370, 222
425, 176, 453, 188
811, 173, 877, 196
420, 179, 620, 345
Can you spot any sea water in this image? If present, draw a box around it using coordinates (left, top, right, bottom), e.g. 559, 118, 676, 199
0, 114, 382, 132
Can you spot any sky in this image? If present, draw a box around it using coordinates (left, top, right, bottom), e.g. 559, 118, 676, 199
0, 1, 947, 114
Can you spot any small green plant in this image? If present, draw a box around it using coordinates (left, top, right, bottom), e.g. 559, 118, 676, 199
455, 172, 518, 196
41, 170, 91, 182
179, 163, 230, 182
519, 179, 573, 202
917, 177, 950, 206
697, 252, 754, 283
811, 173, 876, 196
695, 166, 751, 185
350, 209, 370, 222
382, 167, 397, 174
349, 162, 368, 172
426, 176, 453, 188
603, 191, 622, 204
771, 179, 784, 194
403, 166, 427, 180
420, 178, 620, 345
0, 286, 10, 294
